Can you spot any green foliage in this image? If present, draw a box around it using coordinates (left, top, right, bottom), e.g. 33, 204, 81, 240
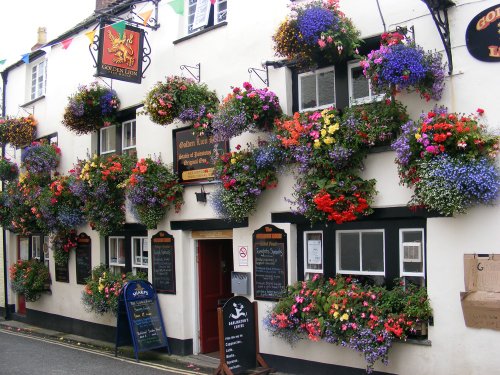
9, 259, 50, 302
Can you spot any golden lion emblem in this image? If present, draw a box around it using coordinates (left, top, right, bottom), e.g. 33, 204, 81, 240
107, 30, 135, 67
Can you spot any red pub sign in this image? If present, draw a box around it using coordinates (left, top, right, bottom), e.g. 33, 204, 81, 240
97, 23, 145, 83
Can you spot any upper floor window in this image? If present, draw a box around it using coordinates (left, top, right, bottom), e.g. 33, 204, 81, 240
348, 61, 383, 106
100, 125, 117, 155
122, 120, 136, 153
188, 0, 227, 34
298, 66, 336, 112
336, 229, 385, 276
31, 59, 47, 101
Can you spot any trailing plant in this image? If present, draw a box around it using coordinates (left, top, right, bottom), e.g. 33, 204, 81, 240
360, 32, 446, 101
273, 0, 361, 68
0, 157, 19, 181
62, 82, 120, 135
21, 140, 60, 175
142, 76, 219, 136
264, 275, 432, 373
52, 230, 78, 267
211, 82, 282, 141
81, 264, 146, 316
2, 115, 37, 148
9, 259, 50, 302
126, 157, 184, 229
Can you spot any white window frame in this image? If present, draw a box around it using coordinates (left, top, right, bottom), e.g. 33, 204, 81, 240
132, 236, 148, 271
336, 229, 385, 276
304, 231, 323, 279
122, 119, 136, 151
187, 0, 226, 34
399, 228, 425, 278
100, 125, 116, 155
32, 236, 41, 260
298, 66, 336, 112
109, 236, 126, 266
30, 59, 47, 101
347, 60, 383, 106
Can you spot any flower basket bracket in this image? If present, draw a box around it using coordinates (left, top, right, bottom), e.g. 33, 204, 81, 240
180, 63, 200, 83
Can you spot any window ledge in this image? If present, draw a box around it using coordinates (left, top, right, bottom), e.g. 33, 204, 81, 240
396, 338, 432, 346
173, 22, 228, 45
21, 95, 45, 107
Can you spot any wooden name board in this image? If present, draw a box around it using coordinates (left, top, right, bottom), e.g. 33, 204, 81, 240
55, 261, 69, 283
253, 225, 287, 301
76, 233, 92, 285
466, 4, 500, 61
216, 296, 272, 375
173, 127, 228, 184
151, 231, 176, 294
115, 280, 170, 362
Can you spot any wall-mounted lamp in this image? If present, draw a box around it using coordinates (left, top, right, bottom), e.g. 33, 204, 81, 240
195, 185, 209, 203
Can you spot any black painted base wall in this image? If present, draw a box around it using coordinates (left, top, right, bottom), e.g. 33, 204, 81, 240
261, 353, 394, 375
14, 309, 193, 356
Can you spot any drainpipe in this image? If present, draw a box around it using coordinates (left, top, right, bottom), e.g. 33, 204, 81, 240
1, 69, 11, 320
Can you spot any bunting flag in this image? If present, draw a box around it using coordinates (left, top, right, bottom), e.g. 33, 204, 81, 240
111, 20, 126, 38
168, 0, 184, 15
61, 38, 73, 50
85, 30, 96, 45
0, 59, 6, 65
139, 9, 153, 26
210, 0, 216, 4
21, 53, 30, 64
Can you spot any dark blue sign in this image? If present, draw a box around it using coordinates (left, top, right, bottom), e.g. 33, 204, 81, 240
115, 280, 170, 361
466, 4, 500, 62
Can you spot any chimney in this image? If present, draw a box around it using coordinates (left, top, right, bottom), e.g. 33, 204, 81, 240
31, 27, 47, 51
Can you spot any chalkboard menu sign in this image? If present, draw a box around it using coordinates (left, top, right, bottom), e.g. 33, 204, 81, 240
115, 280, 169, 361
173, 127, 228, 184
76, 233, 92, 285
151, 231, 176, 294
55, 261, 69, 283
253, 225, 287, 301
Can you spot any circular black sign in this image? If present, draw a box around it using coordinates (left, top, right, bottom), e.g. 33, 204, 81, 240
465, 4, 500, 62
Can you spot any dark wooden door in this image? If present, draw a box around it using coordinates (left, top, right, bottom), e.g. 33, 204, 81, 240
198, 239, 233, 353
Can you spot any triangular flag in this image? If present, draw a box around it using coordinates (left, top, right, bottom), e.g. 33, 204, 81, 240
111, 21, 126, 38
85, 30, 96, 45
139, 9, 153, 26
168, 0, 184, 15
210, 0, 216, 4
0, 59, 6, 65
61, 38, 73, 50
21, 53, 30, 64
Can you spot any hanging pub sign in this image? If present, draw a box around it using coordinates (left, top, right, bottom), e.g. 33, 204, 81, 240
173, 127, 228, 184
252, 225, 287, 301
97, 22, 145, 83
466, 4, 500, 61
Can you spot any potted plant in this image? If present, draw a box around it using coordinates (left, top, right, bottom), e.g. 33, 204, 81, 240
142, 75, 219, 136
9, 259, 50, 302
3, 115, 37, 148
21, 140, 61, 175
62, 82, 120, 135
126, 157, 184, 229
273, 0, 361, 68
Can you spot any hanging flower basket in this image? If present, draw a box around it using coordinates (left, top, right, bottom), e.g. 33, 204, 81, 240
2, 115, 37, 148
360, 32, 446, 101
142, 76, 219, 136
0, 157, 19, 181
9, 259, 50, 302
272, 0, 362, 67
392, 107, 500, 215
62, 82, 120, 135
126, 157, 184, 229
211, 82, 282, 141
52, 230, 78, 267
21, 140, 61, 175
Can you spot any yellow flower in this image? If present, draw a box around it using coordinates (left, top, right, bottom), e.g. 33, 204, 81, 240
334, 304, 339, 310
91, 162, 97, 168
324, 136, 334, 145
415, 133, 421, 140
328, 123, 339, 134
320, 128, 327, 137
98, 284, 104, 292
313, 139, 321, 148
340, 313, 349, 321
231, 158, 236, 164
333, 311, 340, 318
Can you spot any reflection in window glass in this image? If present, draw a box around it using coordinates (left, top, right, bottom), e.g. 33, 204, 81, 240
351, 66, 370, 100
299, 67, 335, 111
361, 232, 384, 272
100, 126, 116, 154
318, 70, 335, 107
300, 74, 317, 110
337, 230, 385, 275
122, 120, 136, 150
339, 232, 360, 271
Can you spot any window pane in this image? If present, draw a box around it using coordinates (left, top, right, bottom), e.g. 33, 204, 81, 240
217, 0, 227, 22
192, 0, 211, 29
318, 70, 335, 107
351, 66, 370, 100
339, 232, 360, 271
101, 126, 116, 153
361, 232, 384, 272
123, 121, 136, 149
300, 75, 317, 110
402, 230, 424, 273
306, 232, 322, 270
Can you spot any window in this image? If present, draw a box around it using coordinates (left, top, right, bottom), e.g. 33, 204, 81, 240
188, 0, 227, 34
32, 236, 42, 260
298, 67, 336, 111
109, 236, 126, 273
43, 236, 50, 267
304, 231, 323, 279
31, 59, 47, 101
336, 230, 385, 276
122, 120, 136, 153
348, 61, 383, 105
399, 229, 425, 279
100, 125, 116, 155
132, 237, 148, 277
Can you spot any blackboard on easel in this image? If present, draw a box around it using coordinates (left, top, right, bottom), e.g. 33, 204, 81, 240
253, 225, 287, 301
76, 233, 91, 285
151, 231, 176, 294
216, 296, 273, 375
115, 280, 170, 361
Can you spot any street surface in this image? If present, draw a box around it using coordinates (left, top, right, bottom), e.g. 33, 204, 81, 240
0, 328, 211, 375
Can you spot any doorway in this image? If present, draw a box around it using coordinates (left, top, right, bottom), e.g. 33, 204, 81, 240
16, 236, 30, 315
197, 239, 233, 353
